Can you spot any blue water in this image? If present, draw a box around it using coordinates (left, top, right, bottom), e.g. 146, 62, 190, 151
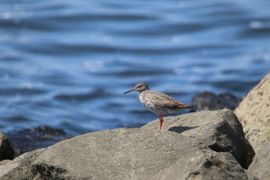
0, 0, 270, 134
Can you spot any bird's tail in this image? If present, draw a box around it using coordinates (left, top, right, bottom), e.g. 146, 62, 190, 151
178, 104, 193, 109
184, 105, 193, 109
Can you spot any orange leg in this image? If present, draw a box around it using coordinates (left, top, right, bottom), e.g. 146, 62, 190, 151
159, 115, 164, 130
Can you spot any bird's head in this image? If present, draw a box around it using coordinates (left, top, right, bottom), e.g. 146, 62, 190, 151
123, 82, 149, 94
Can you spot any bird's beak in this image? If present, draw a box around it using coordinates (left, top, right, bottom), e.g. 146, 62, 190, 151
123, 88, 135, 94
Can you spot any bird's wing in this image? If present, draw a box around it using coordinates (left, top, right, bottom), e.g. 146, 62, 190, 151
146, 91, 189, 109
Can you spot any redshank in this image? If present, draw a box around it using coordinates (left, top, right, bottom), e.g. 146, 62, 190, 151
124, 82, 191, 129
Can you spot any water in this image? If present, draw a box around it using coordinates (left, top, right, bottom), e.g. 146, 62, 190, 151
0, 0, 270, 134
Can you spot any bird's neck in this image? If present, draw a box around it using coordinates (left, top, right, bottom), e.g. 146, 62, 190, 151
139, 90, 148, 103
139, 89, 149, 94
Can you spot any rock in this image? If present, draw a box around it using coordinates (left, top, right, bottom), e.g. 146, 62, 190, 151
0, 128, 250, 180
191, 91, 240, 111
7, 126, 70, 156
143, 109, 254, 169
248, 142, 270, 180
235, 73, 270, 152
245, 170, 259, 180
0, 149, 44, 179
0, 133, 15, 161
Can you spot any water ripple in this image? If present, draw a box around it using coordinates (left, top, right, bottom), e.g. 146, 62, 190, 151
0, 0, 269, 133
54, 89, 110, 102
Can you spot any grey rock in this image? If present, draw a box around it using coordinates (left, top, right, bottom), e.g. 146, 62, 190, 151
248, 142, 270, 180
0, 133, 15, 161
245, 170, 259, 180
235, 73, 270, 152
0, 149, 44, 180
234, 73, 270, 180
143, 109, 254, 169
0, 128, 250, 180
191, 91, 240, 112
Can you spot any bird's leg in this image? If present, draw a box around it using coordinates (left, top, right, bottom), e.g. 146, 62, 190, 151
159, 115, 164, 130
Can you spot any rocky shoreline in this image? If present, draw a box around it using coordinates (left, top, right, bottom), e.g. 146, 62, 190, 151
0, 73, 269, 179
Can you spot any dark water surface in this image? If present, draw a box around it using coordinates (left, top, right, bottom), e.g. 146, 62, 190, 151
0, 0, 270, 134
